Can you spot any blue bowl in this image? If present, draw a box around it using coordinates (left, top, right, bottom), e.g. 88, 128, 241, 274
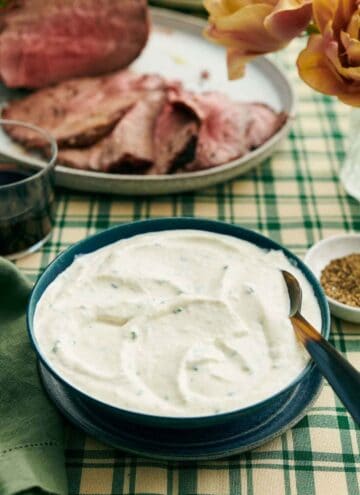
27, 218, 330, 435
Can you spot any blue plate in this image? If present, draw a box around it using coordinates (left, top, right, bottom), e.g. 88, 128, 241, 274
39, 362, 323, 460
28, 218, 330, 458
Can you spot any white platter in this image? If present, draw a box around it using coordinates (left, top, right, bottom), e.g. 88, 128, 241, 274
0, 8, 295, 196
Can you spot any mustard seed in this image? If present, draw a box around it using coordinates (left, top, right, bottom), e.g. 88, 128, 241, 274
320, 253, 360, 307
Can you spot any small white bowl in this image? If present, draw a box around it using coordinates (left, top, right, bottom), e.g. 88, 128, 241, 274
304, 234, 360, 323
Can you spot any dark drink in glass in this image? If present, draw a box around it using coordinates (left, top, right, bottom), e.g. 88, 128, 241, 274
0, 120, 57, 259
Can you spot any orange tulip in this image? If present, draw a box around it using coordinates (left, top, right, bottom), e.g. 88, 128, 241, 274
204, 0, 313, 79
297, 0, 360, 106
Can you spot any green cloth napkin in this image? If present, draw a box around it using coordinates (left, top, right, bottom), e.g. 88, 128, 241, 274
0, 258, 67, 495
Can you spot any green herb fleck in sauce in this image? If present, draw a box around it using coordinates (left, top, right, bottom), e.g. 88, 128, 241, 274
244, 285, 254, 294
51, 340, 60, 354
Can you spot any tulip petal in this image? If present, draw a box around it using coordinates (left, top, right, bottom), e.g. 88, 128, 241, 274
206, 4, 283, 53
227, 47, 257, 79
325, 36, 360, 80
204, 0, 314, 81
204, 0, 270, 19
341, 31, 360, 65
337, 91, 360, 106
312, 0, 339, 33
264, 0, 313, 41
204, 0, 228, 18
297, 34, 360, 106
215, 4, 271, 31
311, 0, 358, 36
346, 8, 360, 38
204, 0, 246, 18
297, 35, 349, 94
333, 0, 358, 34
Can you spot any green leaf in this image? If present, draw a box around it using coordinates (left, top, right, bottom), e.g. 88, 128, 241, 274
306, 23, 320, 35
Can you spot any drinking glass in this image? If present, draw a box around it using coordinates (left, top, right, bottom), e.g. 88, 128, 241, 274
0, 119, 57, 260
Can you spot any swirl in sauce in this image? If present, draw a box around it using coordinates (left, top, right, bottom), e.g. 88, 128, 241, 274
34, 230, 321, 416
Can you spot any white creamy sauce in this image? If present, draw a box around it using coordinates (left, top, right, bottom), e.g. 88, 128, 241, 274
34, 230, 321, 417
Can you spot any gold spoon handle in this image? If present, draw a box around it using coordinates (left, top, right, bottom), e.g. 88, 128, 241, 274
291, 313, 360, 425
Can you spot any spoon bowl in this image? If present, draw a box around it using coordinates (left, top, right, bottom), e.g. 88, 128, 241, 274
282, 270, 302, 317
282, 270, 360, 425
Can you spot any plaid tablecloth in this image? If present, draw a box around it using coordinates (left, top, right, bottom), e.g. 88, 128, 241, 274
16, 37, 360, 495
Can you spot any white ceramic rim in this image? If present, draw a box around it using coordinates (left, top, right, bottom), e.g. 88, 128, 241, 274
304, 233, 360, 316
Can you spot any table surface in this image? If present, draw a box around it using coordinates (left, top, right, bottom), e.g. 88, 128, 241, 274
16, 33, 360, 495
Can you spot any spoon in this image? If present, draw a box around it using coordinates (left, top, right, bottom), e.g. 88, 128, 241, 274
282, 270, 360, 425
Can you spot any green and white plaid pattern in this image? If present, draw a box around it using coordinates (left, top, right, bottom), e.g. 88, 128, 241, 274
16, 37, 359, 495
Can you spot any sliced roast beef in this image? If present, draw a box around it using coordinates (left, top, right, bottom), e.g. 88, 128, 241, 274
170, 91, 286, 171
245, 103, 287, 149
58, 91, 166, 173
57, 148, 97, 172
167, 87, 206, 120
161, 88, 252, 170
3, 71, 167, 148
101, 91, 166, 173
3, 64, 286, 175
0, 0, 149, 88
178, 92, 252, 171
147, 101, 200, 175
